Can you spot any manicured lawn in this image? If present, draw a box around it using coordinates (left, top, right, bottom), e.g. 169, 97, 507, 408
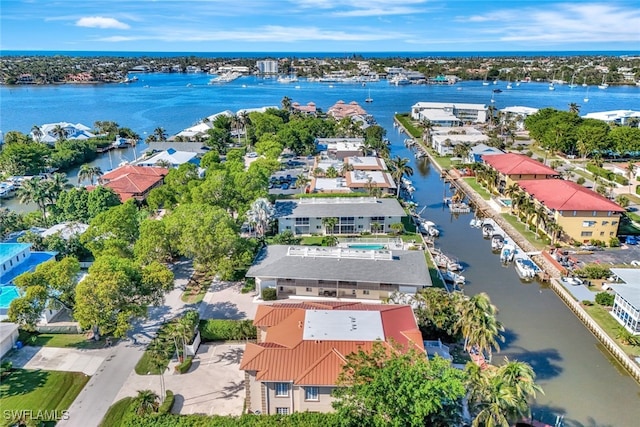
0, 369, 89, 427
180, 271, 210, 303
99, 396, 134, 427
463, 177, 492, 200
400, 215, 417, 233
500, 213, 549, 251
135, 323, 174, 375
300, 236, 325, 246
18, 331, 107, 350
394, 114, 421, 138
583, 305, 640, 358
425, 252, 445, 288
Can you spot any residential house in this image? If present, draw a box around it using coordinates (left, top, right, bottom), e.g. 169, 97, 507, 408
96, 165, 168, 202
482, 153, 560, 192
317, 138, 366, 160
291, 102, 317, 116
32, 122, 95, 144
430, 127, 489, 156
274, 197, 406, 236
326, 100, 367, 120
411, 102, 489, 124
517, 179, 624, 244
499, 106, 540, 130
137, 148, 200, 168
608, 269, 640, 335
582, 110, 640, 127
246, 245, 431, 300
466, 143, 504, 163
240, 302, 425, 415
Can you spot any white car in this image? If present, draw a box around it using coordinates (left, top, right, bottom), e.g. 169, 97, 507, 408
247, 152, 258, 158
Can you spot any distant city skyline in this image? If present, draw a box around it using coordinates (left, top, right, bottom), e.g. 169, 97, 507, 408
1, 0, 639, 53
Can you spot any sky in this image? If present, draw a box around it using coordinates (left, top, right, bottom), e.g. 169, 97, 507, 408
1, 0, 640, 53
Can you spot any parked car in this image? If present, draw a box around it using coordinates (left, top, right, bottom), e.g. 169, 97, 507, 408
625, 236, 638, 245
281, 183, 290, 190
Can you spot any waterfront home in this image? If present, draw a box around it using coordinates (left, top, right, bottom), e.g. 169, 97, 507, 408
430, 128, 489, 156
95, 165, 168, 202
311, 171, 396, 194
411, 102, 489, 124
326, 100, 367, 120
40, 222, 89, 240
317, 138, 365, 160
240, 302, 424, 415
344, 156, 387, 171
582, 110, 640, 127
274, 197, 405, 236
516, 179, 624, 244
136, 148, 200, 168
499, 106, 539, 130
466, 143, 504, 163
31, 122, 95, 144
0, 243, 57, 321
482, 153, 560, 192
145, 141, 210, 154
608, 268, 640, 335
291, 102, 317, 116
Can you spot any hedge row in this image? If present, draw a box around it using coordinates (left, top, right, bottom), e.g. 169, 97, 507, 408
158, 391, 174, 415
199, 319, 257, 341
122, 413, 340, 427
586, 163, 629, 185
175, 357, 193, 374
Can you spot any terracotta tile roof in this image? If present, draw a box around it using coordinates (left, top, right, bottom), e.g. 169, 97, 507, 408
98, 165, 168, 201
518, 179, 625, 212
483, 153, 560, 177
241, 303, 423, 385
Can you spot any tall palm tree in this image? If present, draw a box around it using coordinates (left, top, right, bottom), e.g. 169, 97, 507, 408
534, 204, 548, 237
296, 173, 310, 194
247, 198, 274, 238
46, 172, 71, 204
17, 177, 50, 219
281, 96, 292, 111
155, 159, 172, 169
135, 389, 160, 416
626, 161, 636, 194
457, 292, 504, 362
52, 124, 67, 142
31, 125, 43, 142
77, 164, 103, 185
321, 217, 338, 236
568, 102, 581, 114
389, 156, 414, 197
153, 127, 168, 142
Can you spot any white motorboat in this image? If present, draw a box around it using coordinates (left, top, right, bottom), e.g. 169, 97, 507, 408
515, 258, 539, 280
491, 234, 505, 251
420, 220, 440, 237
500, 243, 516, 263
277, 74, 298, 84
469, 218, 482, 228
442, 270, 466, 286
482, 223, 494, 238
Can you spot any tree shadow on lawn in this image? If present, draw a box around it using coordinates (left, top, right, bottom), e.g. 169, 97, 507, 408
0, 369, 49, 398
201, 301, 245, 320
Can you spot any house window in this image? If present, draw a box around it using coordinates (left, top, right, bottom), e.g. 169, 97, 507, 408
305, 386, 319, 401
275, 383, 290, 397
276, 407, 289, 415
602, 221, 609, 225
600, 232, 605, 236
306, 287, 312, 292
363, 290, 370, 295
582, 221, 596, 227
581, 231, 593, 237
612, 221, 618, 226
295, 217, 309, 225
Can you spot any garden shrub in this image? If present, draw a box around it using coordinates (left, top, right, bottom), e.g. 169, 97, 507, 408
609, 237, 620, 247
262, 287, 277, 301
175, 357, 193, 374
199, 319, 257, 341
157, 391, 174, 415
582, 300, 594, 306
595, 292, 615, 306
575, 263, 611, 279
576, 177, 586, 185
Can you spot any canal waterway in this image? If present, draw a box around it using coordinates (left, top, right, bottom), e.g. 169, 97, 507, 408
2, 73, 640, 424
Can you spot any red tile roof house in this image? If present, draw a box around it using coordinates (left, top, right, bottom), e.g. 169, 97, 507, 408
482, 153, 560, 193
95, 165, 168, 202
517, 179, 625, 245
240, 301, 425, 415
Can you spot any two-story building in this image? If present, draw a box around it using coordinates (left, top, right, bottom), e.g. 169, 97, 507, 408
517, 179, 624, 244
608, 269, 640, 336
411, 102, 489, 124
246, 245, 431, 300
274, 197, 406, 236
482, 153, 560, 192
240, 302, 425, 415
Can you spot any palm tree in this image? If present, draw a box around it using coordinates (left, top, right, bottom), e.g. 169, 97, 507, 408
135, 389, 160, 416
281, 96, 292, 111
296, 173, 310, 194
46, 172, 71, 204
568, 102, 581, 114
534, 204, 548, 237
52, 124, 67, 142
388, 156, 414, 197
77, 164, 103, 185
457, 292, 504, 362
153, 127, 168, 142
498, 357, 543, 402
31, 125, 43, 142
247, 198, 274, 238
626, 161, 636, 194
155, 159, 172, 169
321, 217, 338, 236
17, 177, 50, 219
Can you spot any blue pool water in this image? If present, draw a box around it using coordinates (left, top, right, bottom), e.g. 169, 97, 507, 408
500, 199, 512, 207
0, 286, 20, 309
348, 244, 386, 250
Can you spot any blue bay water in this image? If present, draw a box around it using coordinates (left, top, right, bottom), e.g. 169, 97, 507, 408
2, 72, 640, 425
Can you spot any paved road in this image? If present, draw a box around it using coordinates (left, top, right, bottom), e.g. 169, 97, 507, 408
57, 260, 194, 427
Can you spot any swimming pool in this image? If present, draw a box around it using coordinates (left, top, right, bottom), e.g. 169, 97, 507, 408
348, 244, 386, 250
0, 286, 20, 309
499, 199, 512, 207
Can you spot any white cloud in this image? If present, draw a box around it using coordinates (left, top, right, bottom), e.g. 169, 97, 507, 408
76, 16, 130, 29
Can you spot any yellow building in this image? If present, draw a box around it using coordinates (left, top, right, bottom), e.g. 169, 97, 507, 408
518, 179, 624, 244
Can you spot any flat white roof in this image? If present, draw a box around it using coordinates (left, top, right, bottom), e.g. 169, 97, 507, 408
413, 101, 487, 110
348, 170, 395, 186
419, 109, 460, 122
432, 134, 489, 144
303, 310, 384, 341
610, 268, 640, 286
313, 177, 350, 191
582, 110, 640, 122
501, 106, 539, 115
346, 156, 386, 170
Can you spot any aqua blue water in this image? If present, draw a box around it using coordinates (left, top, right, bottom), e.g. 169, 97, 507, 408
500, 198, 513, 207
348, 244, 386, 250
0, 286, 20, 309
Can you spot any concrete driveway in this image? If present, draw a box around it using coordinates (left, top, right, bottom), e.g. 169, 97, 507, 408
199, 281, 257, 320
115, 344, 245, 416
5, 345, 108, 376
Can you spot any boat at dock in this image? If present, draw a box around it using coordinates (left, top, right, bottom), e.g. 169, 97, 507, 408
442, 269, 466, 286
482, 222, 494, 238
420, 220, 440, 237
500, 243, 516, 263
491, 234, 505, 251
515, 257, 539, 280
209, 71, 243, 84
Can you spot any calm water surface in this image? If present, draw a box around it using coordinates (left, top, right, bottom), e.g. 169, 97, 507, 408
2, 74, 640, 424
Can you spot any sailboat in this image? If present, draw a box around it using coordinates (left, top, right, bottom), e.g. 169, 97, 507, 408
548, 71, 556, 90
598, 74, 609, 90
365, 89, 373, 103
582, 76, 588, 87
482, 71, 490, 86
506, 77, 512, 89
568, 74, 578, 88
583, 87, 590, 103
